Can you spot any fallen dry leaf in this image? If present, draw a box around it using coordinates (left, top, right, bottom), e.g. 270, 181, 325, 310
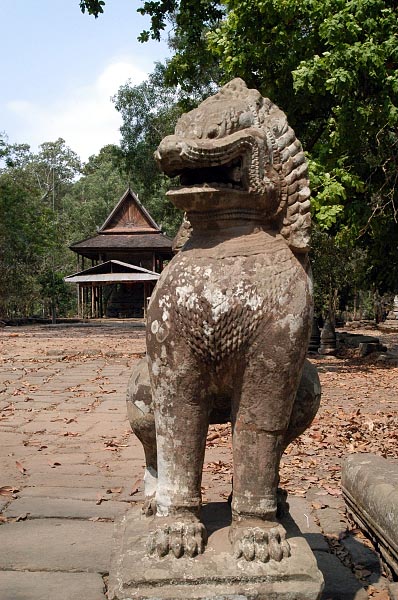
0, 486, 19, 497
15, 513, 29, 521
95, 493, 104, 506
129, 478, 141, 496
15, 461, 26, 475
368, 589, 390, 599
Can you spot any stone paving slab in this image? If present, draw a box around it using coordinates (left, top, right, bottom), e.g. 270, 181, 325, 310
24, 473, 140, 489
389, 582, 398, 600
18, 485, 144, 503
288, 497, 329, 551
0, 571, 106, 600
4, 496, 130, 519
1, 324, 390, 599
0, 519, 113, 572
314, 552, 368, 600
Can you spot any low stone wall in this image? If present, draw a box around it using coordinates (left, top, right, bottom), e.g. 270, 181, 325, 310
342, 453, 398, 578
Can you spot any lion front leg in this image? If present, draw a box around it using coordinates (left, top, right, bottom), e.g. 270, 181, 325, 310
230, 335, 308, 562
146, 352, 210, 558
230, 426, 291, 562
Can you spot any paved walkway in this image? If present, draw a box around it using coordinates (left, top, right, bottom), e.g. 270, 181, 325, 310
0, 323, 392, 599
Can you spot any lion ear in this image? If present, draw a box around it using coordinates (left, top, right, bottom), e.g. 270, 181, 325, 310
268, 112, 311, 253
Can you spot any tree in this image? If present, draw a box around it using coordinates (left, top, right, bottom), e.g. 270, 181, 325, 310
310, 227, 370, 321
0, 136, 83, 318
63, 144, 128, 244
80, 0, 398, 293
112, 63, 187, 236
0, 141, 52, 317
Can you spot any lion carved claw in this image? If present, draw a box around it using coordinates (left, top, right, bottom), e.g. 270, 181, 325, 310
147, 519, 208, 558
230, 522, 290, 563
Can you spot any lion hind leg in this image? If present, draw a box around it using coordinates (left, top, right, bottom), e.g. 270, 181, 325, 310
126, 357, 158, 515
283, 358, 321, 450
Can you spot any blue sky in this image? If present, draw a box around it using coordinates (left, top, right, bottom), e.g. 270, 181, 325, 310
0, 0, 170, 161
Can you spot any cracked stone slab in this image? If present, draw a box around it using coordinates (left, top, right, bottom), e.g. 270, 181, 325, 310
288, 497, 329, 553
389, 582, 398, 600
108, 504, 324, 600
0, 519, 113, 573
0, 571, 106, 600
314, 551, 368, 600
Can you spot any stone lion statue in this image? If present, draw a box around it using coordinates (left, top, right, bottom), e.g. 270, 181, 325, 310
127, 78, 320, 562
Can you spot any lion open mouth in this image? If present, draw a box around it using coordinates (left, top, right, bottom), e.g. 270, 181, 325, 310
178, 157, 245, 190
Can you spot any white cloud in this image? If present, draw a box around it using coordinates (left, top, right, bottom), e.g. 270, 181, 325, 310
5, 61, 147, 162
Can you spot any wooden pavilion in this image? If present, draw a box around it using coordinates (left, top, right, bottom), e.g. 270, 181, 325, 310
66, 188, 174, 318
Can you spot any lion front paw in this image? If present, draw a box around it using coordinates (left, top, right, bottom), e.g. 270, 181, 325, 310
147, 518, 208, 558
230, 522, 290, 563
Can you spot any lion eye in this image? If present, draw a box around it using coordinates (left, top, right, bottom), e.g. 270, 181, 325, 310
206, 126, 219, 139
238, 112, 253, 128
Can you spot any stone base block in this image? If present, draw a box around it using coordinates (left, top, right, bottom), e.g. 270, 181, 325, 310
108, 503, 324, 600
342, 453, 398, 577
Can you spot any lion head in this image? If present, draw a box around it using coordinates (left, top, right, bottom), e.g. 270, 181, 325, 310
155, 78, 311, 253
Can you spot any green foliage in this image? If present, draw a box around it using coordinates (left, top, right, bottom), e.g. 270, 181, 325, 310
79, 0, 105, 17
0, 125, 182, 319
62, 144, 128, 243
123, 0, 398, 292
310, 227, 369, 318
0, 137, 83, 318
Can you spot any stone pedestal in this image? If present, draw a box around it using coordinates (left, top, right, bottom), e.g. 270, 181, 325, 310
380, 295, 398, 331
342, 453, 398, 577
108, 503, 324, 600
318, 317, 337, 355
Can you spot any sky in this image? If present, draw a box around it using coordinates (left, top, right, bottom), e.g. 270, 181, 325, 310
0, 0, 170, 162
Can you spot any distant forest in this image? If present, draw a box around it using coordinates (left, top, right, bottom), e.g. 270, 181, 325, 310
2, 0, 397, 319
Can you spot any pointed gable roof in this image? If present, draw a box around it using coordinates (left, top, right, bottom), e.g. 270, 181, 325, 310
69, 186, 174, 260
99, 188, 160, 234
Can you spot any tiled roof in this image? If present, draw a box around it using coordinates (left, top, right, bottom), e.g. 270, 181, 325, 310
70, 232, 173, 251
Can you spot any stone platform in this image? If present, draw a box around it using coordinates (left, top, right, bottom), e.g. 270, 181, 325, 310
108, 503, 324, 600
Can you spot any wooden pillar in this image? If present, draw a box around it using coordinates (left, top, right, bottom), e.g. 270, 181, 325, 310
144, 282, 148, 319
84, 286, 89, 319
95, 286, 99, 318
152, 252, 156, 272
81, 286, 85, 319
93, 285, 96, 318
77, 284, 81, 318
100, 286, 104, 318
81, 286, 84, 319
91, 284, 95, 318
